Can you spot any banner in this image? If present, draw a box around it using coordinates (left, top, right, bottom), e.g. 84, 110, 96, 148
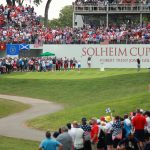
6, 44, 20, 56
43, 44, 150, 68
20, 44, 30, 50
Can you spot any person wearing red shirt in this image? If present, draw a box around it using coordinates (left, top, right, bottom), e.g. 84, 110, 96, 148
0, 14, 4, 27
90, 117, 99, 150
132, 109, 147, 149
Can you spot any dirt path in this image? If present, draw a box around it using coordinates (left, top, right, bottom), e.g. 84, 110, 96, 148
0, 94, 63, 141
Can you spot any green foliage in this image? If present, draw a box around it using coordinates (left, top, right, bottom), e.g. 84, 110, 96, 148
0, 136, 38, 150
0, 99, 30, 118
49, 5, 73, 27
48, 18, 61, 28
59, 5, 73, 27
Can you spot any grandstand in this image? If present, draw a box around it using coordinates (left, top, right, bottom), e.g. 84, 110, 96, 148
73, 0, 150, 28
0, 1, 150, 68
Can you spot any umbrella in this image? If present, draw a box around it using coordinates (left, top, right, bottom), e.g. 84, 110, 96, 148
44, 52, 55, 56
39, 53, 45, 57
39, 52, 55, 57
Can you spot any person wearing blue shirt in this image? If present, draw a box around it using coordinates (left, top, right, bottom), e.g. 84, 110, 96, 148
38, 131, 62, 150
123, 114, 132, 138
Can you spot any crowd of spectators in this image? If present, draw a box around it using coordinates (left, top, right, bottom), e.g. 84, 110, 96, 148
0, 4, 150, 45
39, 108, 150, 150
0, 56, 82, 74
74, 0, 150, 5
0, 4, 41, 44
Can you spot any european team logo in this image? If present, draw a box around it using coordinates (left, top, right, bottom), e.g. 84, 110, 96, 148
6, 44, 20, 55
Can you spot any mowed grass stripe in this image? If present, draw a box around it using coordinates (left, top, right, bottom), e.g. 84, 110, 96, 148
0, 99, 30, 118
27, 93, 150, 131
1, 68, 143, 80
0, 69, 149, 130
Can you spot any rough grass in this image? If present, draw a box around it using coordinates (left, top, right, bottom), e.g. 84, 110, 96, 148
0, 69, 150, 130
0, 136, 38, 150
0, 99, 30, 118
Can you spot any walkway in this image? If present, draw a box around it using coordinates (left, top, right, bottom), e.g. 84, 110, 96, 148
0, 94, 63, 141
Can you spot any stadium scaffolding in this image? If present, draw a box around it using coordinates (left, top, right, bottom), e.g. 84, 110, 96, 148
73, 2, 150, 27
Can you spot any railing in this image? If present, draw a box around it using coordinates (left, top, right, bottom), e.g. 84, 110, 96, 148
74, 3, 150, 13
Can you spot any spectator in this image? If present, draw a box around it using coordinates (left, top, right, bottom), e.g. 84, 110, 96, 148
145, 111, 150, 141
0, 3, 150, 45
56, 126, 73, 150
123, 114, 132, 138
105, 116, 113, 150
137, 58, 141, 72
117, 133, 140, 150
132, 109, 147, 149
38, 130, 62, 150
72, 121, 84, 150
112, 116, 122, 149
80, 117, 92, 150
90, 117, 99, 150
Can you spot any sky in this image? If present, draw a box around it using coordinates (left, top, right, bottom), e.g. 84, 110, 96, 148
2, 0, 75, 20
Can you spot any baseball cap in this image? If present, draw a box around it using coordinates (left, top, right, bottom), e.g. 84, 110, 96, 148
82, 117, 87, 122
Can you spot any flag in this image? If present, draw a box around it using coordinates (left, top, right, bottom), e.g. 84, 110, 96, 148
20, 44, 30, 50
6, 44, 20, 55
105, 108, 111, 113
0, 43, 6, 51
34, 38, 40, 48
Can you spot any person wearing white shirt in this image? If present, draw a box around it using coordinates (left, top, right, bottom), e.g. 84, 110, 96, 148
72, 121, 84, 150
105, 121, 113, 150
145, 111, 150, 141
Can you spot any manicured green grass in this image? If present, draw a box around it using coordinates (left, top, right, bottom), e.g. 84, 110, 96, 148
0, 69, 150, 130
0, 136, 38, 150
0, 99, 30, 118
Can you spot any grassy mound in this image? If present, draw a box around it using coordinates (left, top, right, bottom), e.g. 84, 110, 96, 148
0, 69, 150, 130
0, 99, 30, 118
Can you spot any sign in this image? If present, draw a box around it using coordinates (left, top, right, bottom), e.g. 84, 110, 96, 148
43, 44, 150, 68
6, 44, 20, 56
20, 44, 30, 50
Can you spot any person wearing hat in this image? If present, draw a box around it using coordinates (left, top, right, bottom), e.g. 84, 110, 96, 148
105, 116, 111, 123
105, 116, 113, 150
81, 117, 92, 150
38, 130, 62, 150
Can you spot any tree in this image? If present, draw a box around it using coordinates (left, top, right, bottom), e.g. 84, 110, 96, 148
48, 19, 60, 28
48, 5, 73, 28
44, 0, 52, 26
59, 5, 73, 27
